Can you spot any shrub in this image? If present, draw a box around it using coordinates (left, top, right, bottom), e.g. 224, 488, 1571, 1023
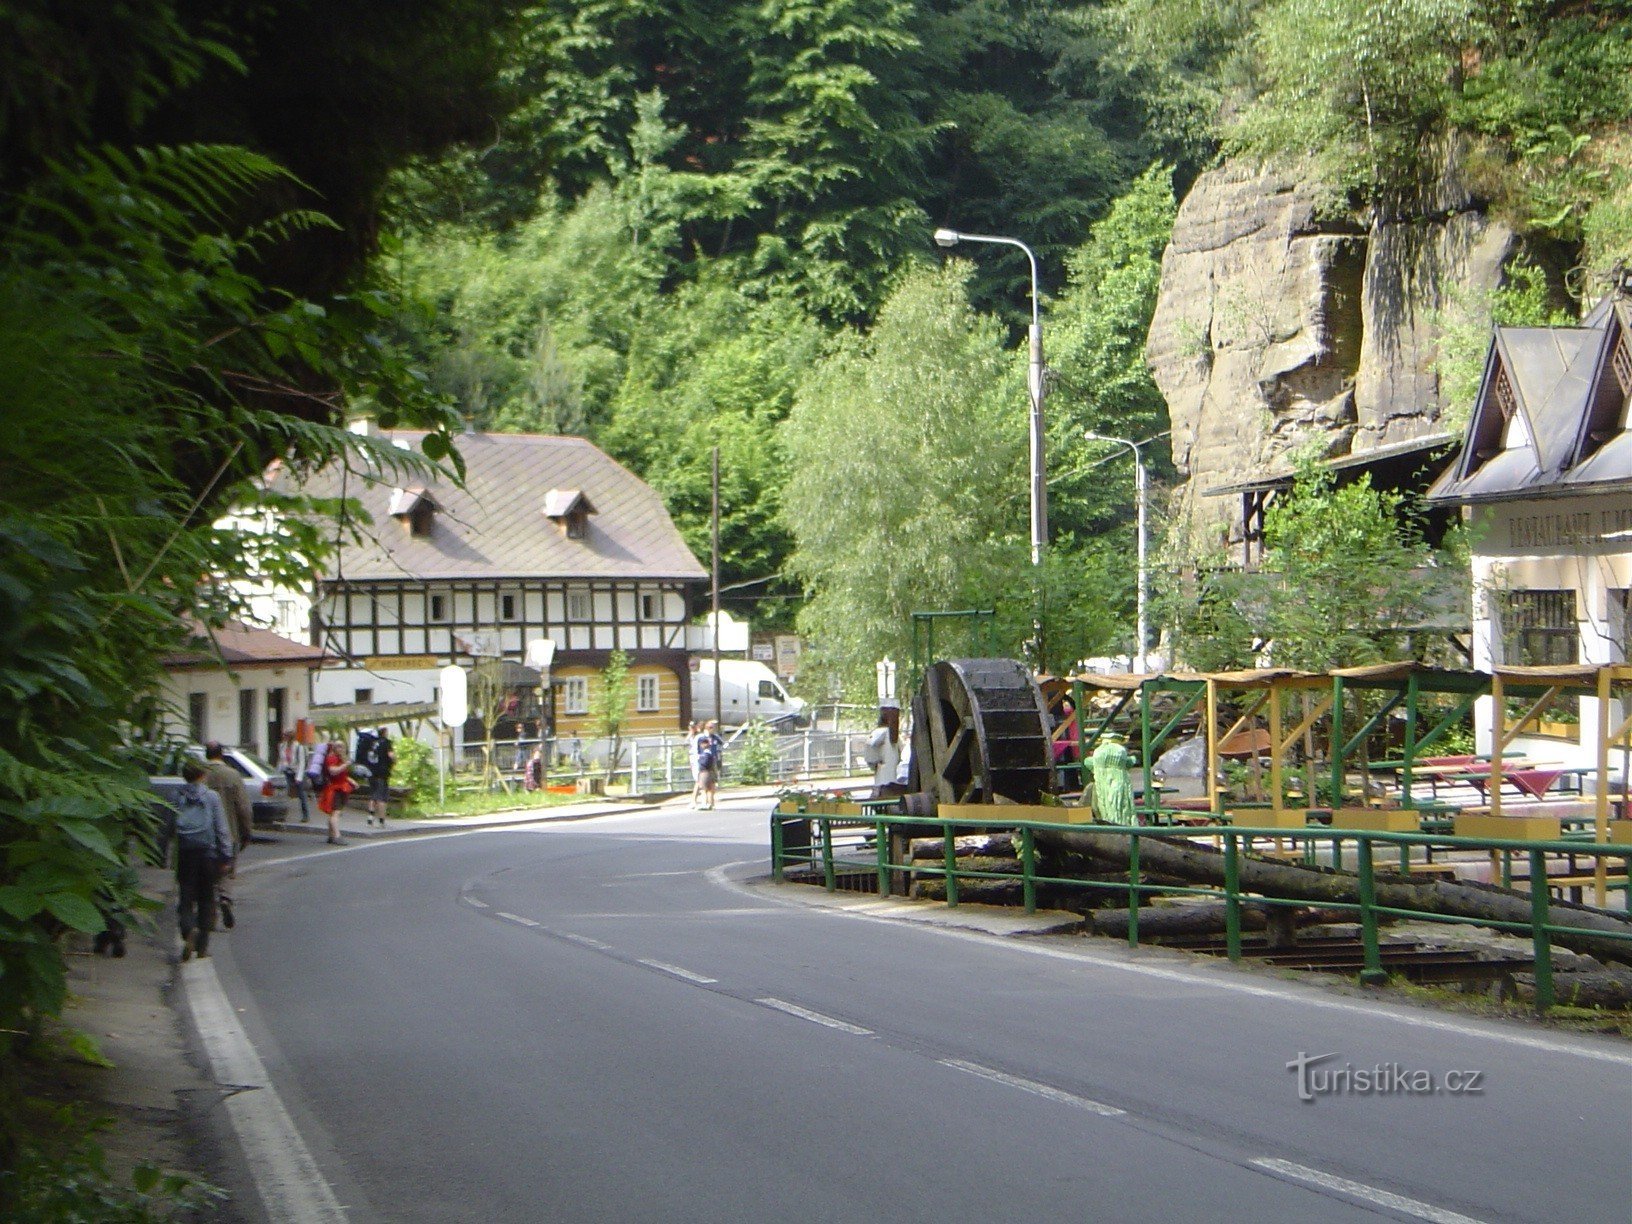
732, 723, 779, 785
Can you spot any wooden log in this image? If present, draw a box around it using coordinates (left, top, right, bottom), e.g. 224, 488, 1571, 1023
1088, 903, 1352, 940
912, 878, 1025, 903
1521, 968, 1632, 1011
1033, 827, 1632, 968
909, 834, 1018, 860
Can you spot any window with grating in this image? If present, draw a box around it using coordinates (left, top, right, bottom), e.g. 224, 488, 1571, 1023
1498, 590, 1578, 666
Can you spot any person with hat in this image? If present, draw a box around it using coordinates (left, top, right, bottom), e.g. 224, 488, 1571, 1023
862, 700, 902, 799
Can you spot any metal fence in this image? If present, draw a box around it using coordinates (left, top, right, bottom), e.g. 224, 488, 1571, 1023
449, 726, 874, 795
771, 806, 1632, 1012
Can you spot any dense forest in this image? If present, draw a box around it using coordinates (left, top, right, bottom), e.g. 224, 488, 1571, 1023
4, 4, 1632, 1196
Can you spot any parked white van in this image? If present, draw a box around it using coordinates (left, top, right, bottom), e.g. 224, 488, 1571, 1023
691, 659, 805, 726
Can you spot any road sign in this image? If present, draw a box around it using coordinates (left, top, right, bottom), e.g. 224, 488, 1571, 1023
438, 665, 468, 727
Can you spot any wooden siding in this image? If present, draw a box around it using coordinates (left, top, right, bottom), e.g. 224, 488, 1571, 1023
552, 662, 687, 734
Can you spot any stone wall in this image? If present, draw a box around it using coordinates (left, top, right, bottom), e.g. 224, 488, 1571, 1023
1148, 162, 1511, 548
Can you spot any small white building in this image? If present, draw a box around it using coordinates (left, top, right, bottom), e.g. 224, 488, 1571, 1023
159, 620, 325, 761
1428, 289, 1632, 767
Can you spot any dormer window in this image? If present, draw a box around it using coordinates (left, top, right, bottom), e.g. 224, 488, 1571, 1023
388, 486, 437, 537
543, 488, 597, 540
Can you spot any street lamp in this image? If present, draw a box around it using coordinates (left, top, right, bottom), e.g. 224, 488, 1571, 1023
933, 228, 1047, 568
1083, 431, 1149, 673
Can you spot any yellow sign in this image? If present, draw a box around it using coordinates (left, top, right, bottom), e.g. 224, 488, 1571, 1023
363, 655, 440, 671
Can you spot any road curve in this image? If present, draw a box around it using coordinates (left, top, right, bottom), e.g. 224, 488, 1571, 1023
208, 798, 1632, 1223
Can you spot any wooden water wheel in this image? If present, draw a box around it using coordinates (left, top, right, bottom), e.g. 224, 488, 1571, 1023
906, 658, 1055, 809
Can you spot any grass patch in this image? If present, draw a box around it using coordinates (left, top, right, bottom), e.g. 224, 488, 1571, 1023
397, 787, 589, 820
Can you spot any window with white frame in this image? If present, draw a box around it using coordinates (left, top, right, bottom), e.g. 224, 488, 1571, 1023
637, 674, 660, 712
566, 588, 591, 621
562, 676, 589, 715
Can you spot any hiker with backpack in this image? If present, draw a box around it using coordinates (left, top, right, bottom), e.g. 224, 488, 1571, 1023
359, 727, 395, 826
315, 740, 354, 845
170, 759, 235, 961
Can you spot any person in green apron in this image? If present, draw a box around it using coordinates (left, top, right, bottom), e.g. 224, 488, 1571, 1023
1090, 733, 1136, 826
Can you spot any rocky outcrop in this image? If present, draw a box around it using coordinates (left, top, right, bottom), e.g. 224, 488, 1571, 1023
1148, 162, 1512, 547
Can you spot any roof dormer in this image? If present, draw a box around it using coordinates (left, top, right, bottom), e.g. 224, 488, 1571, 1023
543, 488, 596, 540
388, 486, 438, 537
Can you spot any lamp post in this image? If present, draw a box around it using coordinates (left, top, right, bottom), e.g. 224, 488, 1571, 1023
933, 228, 1047, 568
1083, 431, 1149, 673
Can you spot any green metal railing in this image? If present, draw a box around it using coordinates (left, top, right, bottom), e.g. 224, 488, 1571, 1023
770, 807, 1632, 1011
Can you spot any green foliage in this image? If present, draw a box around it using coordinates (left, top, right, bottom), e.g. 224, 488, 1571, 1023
0, 1104, 221, 1220
782, 263, 1027, 696
1435, 256, 1572, 434
732, 723, 780, 786
392, 737, 438, 805
592, 650, 634, 782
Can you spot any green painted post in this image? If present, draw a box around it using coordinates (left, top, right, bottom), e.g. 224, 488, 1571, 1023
1330, 676, 1346, 811
1224, 832, 1242, 962
1356, 838, 1387, 984
875, 820, 889, 898
1021, 825, 1037, 914
771, 813, 785, 882
821, 819, 836, 892
1529, 848, 1555, 1011
943, 821, 959, 908
1128, 832, 1141, 948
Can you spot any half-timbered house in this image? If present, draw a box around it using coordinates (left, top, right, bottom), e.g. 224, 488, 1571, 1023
259, 429, 708, 740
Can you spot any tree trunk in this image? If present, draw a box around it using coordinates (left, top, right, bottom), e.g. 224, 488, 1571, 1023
1521, 968, 1632, 1010
1088, 903, 1351, 940
1033, 828, 1632, 969
909, 834, 1018, 861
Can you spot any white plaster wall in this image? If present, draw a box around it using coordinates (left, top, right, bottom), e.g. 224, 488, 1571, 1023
158, 665, 315, 761
1469, 497, 1632, 774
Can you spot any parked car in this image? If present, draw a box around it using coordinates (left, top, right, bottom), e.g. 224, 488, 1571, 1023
147, 744, 291, 827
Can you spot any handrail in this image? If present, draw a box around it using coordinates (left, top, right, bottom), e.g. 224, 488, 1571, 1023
769, 805, 1632, 1012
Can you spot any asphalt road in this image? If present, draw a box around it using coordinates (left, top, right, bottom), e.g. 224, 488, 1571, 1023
211, 796, 1632, 1223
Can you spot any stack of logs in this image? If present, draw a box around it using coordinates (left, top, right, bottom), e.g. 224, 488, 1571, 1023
897, 824, 1632, 1005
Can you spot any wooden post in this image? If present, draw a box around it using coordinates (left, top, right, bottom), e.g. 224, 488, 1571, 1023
1597, 665, 1612, 908
1490, 671, 1504, 821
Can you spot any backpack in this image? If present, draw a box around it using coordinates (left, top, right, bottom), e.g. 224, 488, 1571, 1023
305, 745, 329, 782
174, 790, 216, 852
697, 738, 719, 772
355, 731, 378, 769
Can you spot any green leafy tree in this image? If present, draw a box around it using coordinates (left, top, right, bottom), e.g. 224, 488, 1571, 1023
591, 650, 635, 783
781, 263, 1026, 697
468, 657, 515, 792
1435, 256, 1572, 434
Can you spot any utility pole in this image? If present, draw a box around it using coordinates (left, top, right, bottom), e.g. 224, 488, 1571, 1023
711, 446, 722, 726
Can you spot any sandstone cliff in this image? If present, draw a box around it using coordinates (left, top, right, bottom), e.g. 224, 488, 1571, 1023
1148, 162, 1512, 548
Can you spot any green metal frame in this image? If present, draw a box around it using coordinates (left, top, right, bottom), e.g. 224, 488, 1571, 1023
771, 803, 1632, 1013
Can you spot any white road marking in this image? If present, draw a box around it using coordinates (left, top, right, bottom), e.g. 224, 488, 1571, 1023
465, 897, 489, 909
706, 862, 1632, 1069
638, 959, 719, 985
1251, 1158, 1489, 1224
940, 1059, 1125, 1117
183, 960, 348, 1223
562, 933, 612, 950
756, 997, 873, 1036
496, 911, 540, 927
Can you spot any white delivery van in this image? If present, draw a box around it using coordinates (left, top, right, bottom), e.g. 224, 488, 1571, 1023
692, 659, 805, 726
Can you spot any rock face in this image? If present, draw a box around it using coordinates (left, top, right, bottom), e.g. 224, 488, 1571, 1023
1148, 162, 1512, 547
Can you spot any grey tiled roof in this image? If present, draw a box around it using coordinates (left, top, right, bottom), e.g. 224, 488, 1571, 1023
1429, 298, 1632, 504
292, 431, 707, 583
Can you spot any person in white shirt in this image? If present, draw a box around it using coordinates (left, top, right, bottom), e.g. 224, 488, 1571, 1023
278, 729, 310, 823
863, 701, 902, 799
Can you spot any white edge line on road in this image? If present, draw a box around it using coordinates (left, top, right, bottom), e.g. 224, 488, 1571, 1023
562, 933, 612, 950
496, 911, 540, 927
705, 862, 1632, 1069
756, 997, 873, 1036
940, 1058, 1125, 1117
183, 959, 348, 1224
1251, 1158, 1489, 1224
465, 897, 489, 908
637, 959, 718, 985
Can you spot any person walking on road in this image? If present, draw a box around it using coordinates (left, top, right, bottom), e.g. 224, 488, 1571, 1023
694, 720, 723, 810
169, 759, 234, 960
361, 726, 395, 826
278, 728, 311, 822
